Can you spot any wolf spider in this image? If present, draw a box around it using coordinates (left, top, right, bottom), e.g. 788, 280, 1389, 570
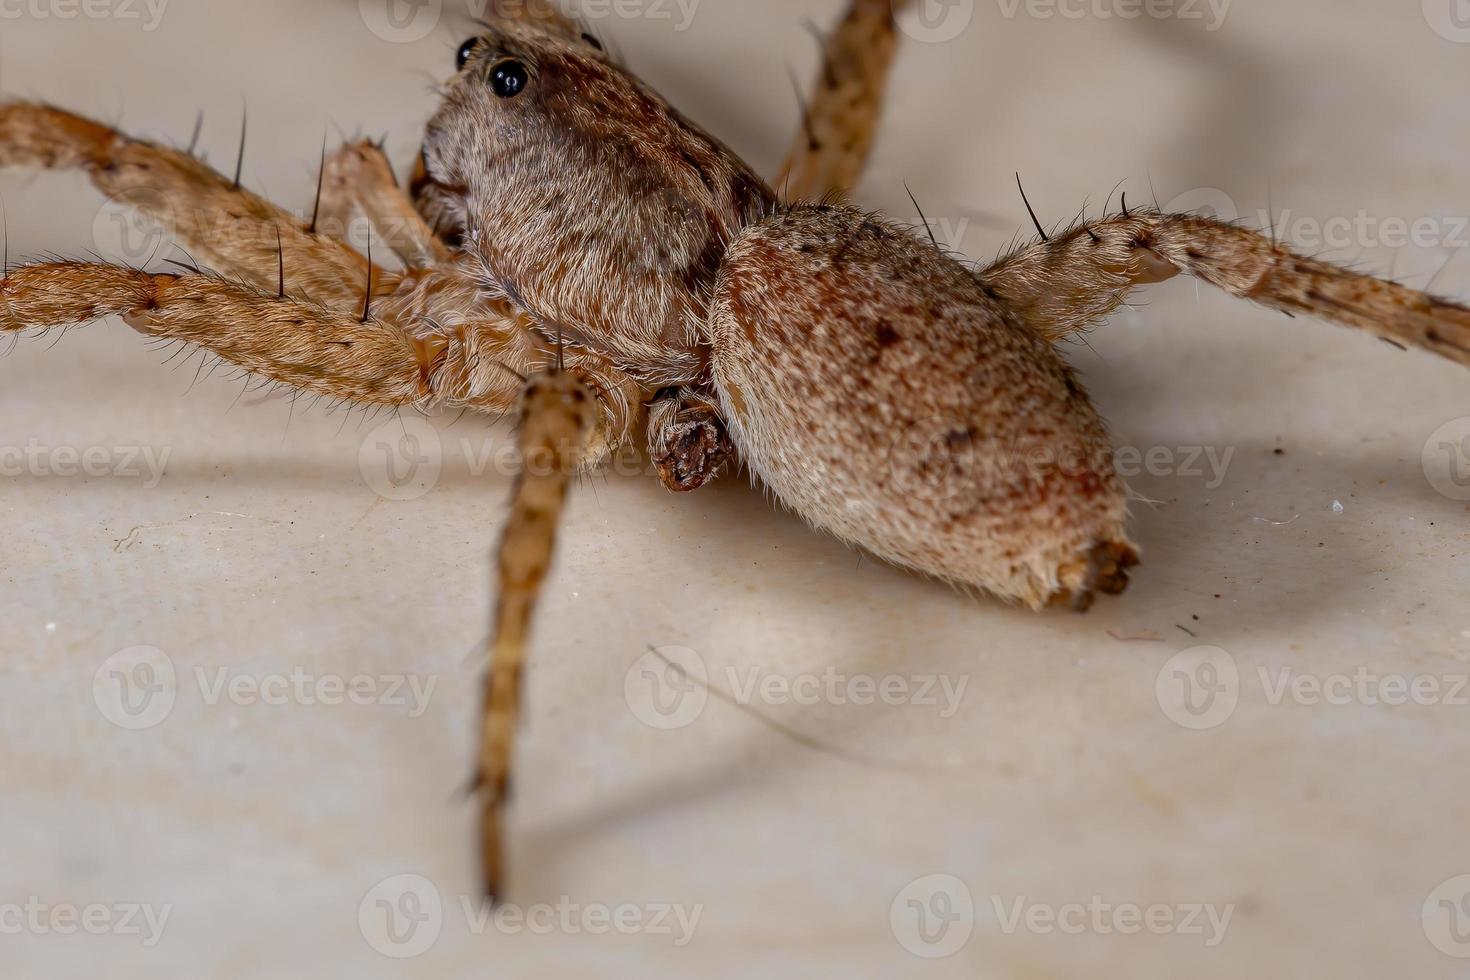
2, 0, 1467, 900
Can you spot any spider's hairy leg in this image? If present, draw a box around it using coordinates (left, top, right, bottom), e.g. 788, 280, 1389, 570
0, 103, 387, 307
0, 253, 645, 447
317, 141, 451, 268
0, 262, 428, 402
478, 368, 597, 903
982, 209, 1470, 367
779, 0, 913, 201
485, 0, 583, 39
710, 204, 1138, 610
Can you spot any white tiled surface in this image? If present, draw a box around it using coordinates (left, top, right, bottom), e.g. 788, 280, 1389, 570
2, 1, 1469, 976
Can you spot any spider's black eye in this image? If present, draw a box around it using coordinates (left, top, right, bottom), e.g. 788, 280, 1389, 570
456, 37, 480, 71
489, 59, 530, 98
581, 32, 604, 51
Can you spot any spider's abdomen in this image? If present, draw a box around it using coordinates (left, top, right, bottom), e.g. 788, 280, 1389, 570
708, 204, 1138, 609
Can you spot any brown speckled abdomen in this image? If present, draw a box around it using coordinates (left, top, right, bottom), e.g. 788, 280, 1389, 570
708, 205, 1139, 609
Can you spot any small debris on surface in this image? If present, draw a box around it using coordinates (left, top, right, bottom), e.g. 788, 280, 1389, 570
1253, 514, 1300, 526
1176, 624, 1198, 638
1128, 771, 1177, 816
1108, 629, 1165, 643
1331, 500, 1346, 515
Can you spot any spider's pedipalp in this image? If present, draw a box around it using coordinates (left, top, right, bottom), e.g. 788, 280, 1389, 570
316, 140, 451, 269
982, 208, 1470, 367
647, 387, 733, 492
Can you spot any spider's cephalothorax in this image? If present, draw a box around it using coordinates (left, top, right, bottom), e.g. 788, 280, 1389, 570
2, 0, 1468, 900
420, 19, 776, 389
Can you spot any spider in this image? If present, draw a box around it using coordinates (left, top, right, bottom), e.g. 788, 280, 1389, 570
1, 0, 1467, 902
